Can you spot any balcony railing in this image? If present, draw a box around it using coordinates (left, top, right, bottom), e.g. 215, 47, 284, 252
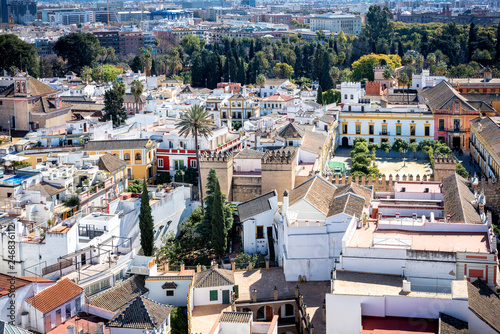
379, 131, 390, 135
447, 127, 469, 133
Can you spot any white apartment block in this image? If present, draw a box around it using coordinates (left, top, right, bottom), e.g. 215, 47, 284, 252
310, 13, 362, 35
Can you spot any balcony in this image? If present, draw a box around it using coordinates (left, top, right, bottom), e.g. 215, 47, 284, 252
379, 131, 390, 136
446, 127, 469, 133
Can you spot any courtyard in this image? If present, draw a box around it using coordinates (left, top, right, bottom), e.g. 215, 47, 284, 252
331, 147, 433, 177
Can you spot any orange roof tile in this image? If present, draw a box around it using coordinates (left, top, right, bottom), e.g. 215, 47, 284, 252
0, 274, 31, 297
16, 276, 55, 283
25, 278, 83, 314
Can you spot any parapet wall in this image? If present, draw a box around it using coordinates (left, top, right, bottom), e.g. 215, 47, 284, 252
328, 174, 435, 192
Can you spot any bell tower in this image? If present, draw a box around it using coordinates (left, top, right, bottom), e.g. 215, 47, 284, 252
13, 73, 30, 97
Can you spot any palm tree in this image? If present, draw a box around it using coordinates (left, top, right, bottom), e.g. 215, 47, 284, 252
398, 72, 409, 104
175, 105, 213, 214
131, 80, 144, 114
382, 66, 392, 101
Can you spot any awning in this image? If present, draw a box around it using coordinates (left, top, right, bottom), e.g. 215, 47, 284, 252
2, 154, 28, 162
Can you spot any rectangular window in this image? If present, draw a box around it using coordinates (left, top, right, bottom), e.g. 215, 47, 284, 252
368, 138, 374, 143
409, 138, 416, 144
396, 125, 401, 136
285, 303, 294, 317
174, 160, 185, 170
355, 124, 361, 135
210, 290, 218, 301
369, 124, 374, 135
425, 125, 430, 136
410, 125, 416, 136
256, 226, 264, 239
439, 119, 445, 131
343, 124, 348, 134
190, 160, 197, 168
382, 125, 388, 135
158, 159, 163, 168
166, 290, 174, 296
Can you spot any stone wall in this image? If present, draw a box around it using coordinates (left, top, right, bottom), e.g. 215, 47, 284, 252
199, 152, 234, 201
328, 173, 436, 193
232, 175, 262, 202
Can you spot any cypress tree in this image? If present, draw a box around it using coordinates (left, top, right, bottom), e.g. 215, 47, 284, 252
151, 59, 157, 76
237, 58, 246, 85
495, 24, 500, 62
316, 85, 323, 105
468, 22, 478, 61
139, 179, 154, 256
398, 40, 404, 58
249, 41, 255, 59
211, 180, 227, 258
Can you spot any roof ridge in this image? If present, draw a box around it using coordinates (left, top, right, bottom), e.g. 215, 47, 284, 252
139, 296, 156, 328
90, 275, 136, 300
454, 173, 467, 224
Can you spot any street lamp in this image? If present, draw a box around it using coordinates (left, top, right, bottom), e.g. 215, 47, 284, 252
402, 148, 408, 167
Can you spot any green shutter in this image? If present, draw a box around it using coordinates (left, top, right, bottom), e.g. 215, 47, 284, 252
210, 290, 218, 301
233, 285, 239, 299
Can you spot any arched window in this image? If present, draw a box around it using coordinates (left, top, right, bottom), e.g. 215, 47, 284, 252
135, 153, 142, 161
124, 153, 130, 161
350, 94, 354, 99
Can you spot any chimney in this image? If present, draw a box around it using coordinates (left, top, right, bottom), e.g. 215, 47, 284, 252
273, 286, 278, 300
196, 264, 201, 273
295, 285, 299, 298
282, 190, 289, 216
96, 323, 105, 334
252, 289, 257, 302
67, 325, 75, 334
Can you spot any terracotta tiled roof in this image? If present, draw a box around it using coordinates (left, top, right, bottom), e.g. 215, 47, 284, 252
0, 274, 31, 297
219, 312, 252, 323
25, 278, 83, 313
123, 93, 144, 103
89, 275, 148, 313
327, 193, 366, 218
233, 148, 265, 160
98, 153, 128, 173
442, 173, 481, 224
261, 93, 294, 102
84, 139, 151, 151
289, 175, 336, 215
278, 122, 304, 139
333, 183, 372, 207
467, 279, 500, 333
418, 80, 476, 112
0, 77, 58, 98
107, 296, 173, 330
470, 117, 500, 157
15, 276, 54, 283
238, 190, 277, 222
194, 268, 234, 288
438, 313, 468, 334
161, 282, 177, 289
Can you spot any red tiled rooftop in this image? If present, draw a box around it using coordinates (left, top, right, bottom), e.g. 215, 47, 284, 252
16, 276, 55, 283
261, 93, 295, 102
25, 278, 83, 313
0, 274, 31, 297
362, 316, 438, 334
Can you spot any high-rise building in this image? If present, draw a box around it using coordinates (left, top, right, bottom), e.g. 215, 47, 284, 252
8, 0, 37, 24
0, 0, 8, 23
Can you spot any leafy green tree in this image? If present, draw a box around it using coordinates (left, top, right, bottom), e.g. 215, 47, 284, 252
53, 33, 101, 73
0, 35, 39, 77
130, 55, 143, 73
256, 73, 266, 86
352, 54, 401, 81
392, 138, 408, 157
211, 180, 227, 258
127, 179, 143, 193
365, 5, 394, 52
171, 307, 188, 334
102, 64, 122, 82
175, 105, 213, 214
272, 62, 294, 79
353, 137, 368, 146
316, 85, 323, 105
322, 89, 341, 105
139, 179, 154, 256
100, 82, 127, 126
456, 162, 469, 178
180, 35, 202, 56
409, 142, 419, 158
381, 141, 392, 157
